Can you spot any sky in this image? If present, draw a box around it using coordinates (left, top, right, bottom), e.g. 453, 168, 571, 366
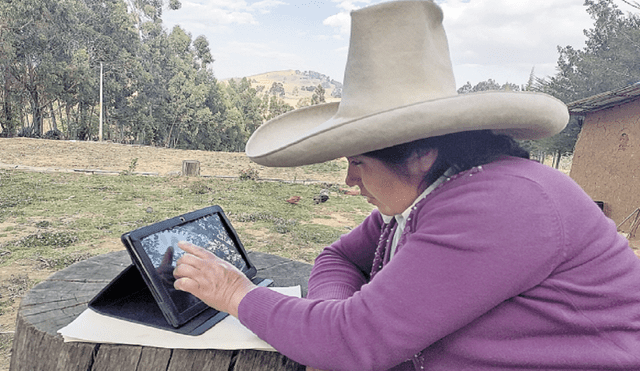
161, 0, 639, 89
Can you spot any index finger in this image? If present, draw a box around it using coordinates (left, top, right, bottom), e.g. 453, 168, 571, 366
177, 241, 214, 260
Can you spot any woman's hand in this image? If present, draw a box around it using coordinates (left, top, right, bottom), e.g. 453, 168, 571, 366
173, 241, 256, 317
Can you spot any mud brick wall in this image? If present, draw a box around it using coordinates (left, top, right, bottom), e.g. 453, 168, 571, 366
570, 100, 640, 230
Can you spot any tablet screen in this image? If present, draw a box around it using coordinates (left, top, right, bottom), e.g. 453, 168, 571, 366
139, 213, 249, 312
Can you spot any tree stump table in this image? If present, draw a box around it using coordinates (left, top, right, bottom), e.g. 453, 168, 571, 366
10, 250, 312, 371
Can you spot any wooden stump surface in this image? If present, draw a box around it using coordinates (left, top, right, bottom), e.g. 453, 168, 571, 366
10, 250, 312, 371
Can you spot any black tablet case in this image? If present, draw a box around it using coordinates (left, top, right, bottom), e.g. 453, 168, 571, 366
89, 206, 271, 336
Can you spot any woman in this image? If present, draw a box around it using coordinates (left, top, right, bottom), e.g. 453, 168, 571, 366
173, 1, 640, 370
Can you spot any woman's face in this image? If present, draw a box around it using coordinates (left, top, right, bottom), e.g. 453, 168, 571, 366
345, 153, 435, 216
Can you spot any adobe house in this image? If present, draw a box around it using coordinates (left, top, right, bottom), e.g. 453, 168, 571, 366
567, 82, 640, 233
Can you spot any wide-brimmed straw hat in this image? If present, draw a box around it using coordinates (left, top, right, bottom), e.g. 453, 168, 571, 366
245, 0, 569, 167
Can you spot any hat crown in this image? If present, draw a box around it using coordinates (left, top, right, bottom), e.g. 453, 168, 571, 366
337, 0, 457, 119
245, 0, 569, 167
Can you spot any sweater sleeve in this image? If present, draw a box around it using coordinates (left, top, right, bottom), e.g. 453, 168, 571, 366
238, 171, 566, 370
305, 210, 382, 300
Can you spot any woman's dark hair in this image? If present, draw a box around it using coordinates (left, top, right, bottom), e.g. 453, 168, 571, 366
363, 130, 529, 187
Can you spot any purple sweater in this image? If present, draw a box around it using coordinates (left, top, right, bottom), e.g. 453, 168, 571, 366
239, 157, 640, 370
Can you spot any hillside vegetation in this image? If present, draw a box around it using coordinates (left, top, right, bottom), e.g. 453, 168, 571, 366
225, 70, 342, 108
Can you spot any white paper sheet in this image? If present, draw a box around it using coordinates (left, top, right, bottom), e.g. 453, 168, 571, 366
58, 286, 301, 351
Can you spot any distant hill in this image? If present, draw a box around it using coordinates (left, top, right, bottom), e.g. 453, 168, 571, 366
223, 70, 343, 108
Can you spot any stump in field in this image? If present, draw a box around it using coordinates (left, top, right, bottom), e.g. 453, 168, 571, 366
182, 160, 200, 177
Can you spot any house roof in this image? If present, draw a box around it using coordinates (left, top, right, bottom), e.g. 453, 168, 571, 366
567, 82, 640, 114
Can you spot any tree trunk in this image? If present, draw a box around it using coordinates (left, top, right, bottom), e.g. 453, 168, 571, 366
554, 150, 562, 169
73, 105, 81, 140
166, 116, 180, 148
65, 104, 72, 138
49, 102, 57, 132
76, 103, 91, 140
29, 87, 43, 136
89, 104, 95, 140
21, 105, 29, 131
103, 104, 109, 141
57, 102, 63, 128
1, 80, 14, 137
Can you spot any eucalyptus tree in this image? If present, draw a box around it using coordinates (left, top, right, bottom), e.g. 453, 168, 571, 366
311, 84, 326, 105
219, 78, 264, 152
0, 0, 145, 139
540, 0, 640, 103
135, 22, 222, 149
124, 0, 181, 36
164, 26, 217, 149
262, 95, 294, 121
457, 79, 521, 94
75, 0, 144, 141
0, 0, 20, 137
1, 0, 82, 136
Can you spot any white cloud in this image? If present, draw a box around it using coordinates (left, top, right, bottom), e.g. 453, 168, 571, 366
442, 1, 590, 59
180, 0, 246, 12
211, 40, 308, 78
332, 0, 368, 12
215, 10, 257, 25
250, 0, 288, 14
333, 45, 349, 54
323, 12, 351, 34
324, 0, 377, 34
436, 0, 595, 83
169, 1, 256, 27
173, 0, 286, 27
222, 41, 304, 63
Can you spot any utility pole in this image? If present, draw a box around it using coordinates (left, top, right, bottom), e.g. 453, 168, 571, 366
99, 62, 103, 141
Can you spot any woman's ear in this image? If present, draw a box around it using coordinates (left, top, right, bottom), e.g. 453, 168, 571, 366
405, 149, 438, 180
415, 149, 439, 174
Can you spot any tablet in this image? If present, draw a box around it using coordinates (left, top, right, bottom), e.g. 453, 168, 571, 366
121, 205, 257, 328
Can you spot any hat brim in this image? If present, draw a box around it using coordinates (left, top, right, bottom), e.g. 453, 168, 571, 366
245, 91, 569, 167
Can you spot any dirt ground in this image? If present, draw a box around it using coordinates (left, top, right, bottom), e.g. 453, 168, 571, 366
0, 137, 346, 183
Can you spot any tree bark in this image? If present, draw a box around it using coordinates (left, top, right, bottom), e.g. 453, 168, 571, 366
49, 102, 57, 132
554, 150, 562, 169
29, 87, 43, 136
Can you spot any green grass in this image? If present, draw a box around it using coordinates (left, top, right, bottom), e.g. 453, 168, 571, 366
0, 170, 372, 267
0, 274, 36, 317
301, 160, 347, 174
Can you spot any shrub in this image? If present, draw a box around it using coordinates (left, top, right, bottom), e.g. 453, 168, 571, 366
43, 130, 64, 140
19, 231, 78, 249
239, 168, 259, 181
